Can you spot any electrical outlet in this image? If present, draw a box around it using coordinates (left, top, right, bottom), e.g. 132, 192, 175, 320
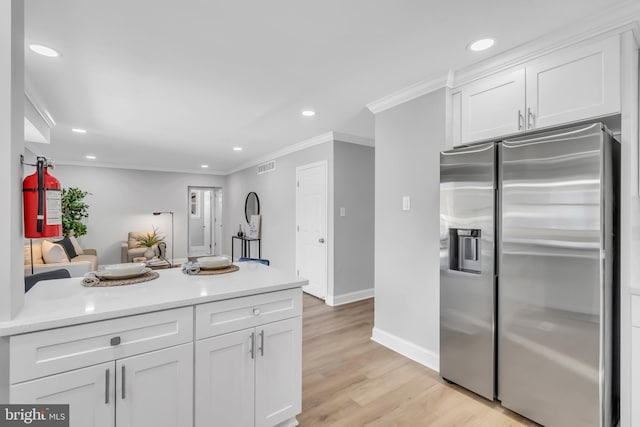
402, 196, 411, 211
340, 207, 346, 217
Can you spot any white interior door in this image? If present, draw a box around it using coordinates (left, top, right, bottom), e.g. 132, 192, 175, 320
296, 161, 328, 299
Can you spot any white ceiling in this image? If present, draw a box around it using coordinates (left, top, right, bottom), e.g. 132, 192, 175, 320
24, 0, 632, 174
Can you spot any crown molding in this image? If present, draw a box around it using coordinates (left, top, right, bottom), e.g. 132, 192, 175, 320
451, 3, 640, 87
55, 160, 227, 176
227, 131, 373, 175
366, 74, 450, 114
24, 74, 56, 127
366, 2, 640, 112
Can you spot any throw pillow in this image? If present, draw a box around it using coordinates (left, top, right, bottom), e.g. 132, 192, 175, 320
68, 235, 84, 255
23, 242, 45, 265
56, 236, 78, 259
42, 240, 70, 264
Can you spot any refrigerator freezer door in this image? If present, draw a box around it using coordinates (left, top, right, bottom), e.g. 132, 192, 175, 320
440, 142, 495, 400
499, 123, 610, 427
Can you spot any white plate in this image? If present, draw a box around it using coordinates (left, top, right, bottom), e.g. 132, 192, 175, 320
103, 262, 146, 275
198, 256, 230, 270
94, 267, 152, 280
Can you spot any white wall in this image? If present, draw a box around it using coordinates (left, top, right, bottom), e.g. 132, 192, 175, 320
333, 141, 375, 302
50, 165, 226, 265
372, 88, 446, 370
0, 0, 24, 319
224, 142, 333, 274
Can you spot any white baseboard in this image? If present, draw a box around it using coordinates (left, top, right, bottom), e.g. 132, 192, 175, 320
326, 288, 374, 306
371, 327, 440, 372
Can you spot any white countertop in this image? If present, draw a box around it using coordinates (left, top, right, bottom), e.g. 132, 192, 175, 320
0, 263, 306, 336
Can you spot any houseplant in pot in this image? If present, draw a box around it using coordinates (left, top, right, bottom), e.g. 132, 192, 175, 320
61, 187, 91, 237
134, 227, 165, 259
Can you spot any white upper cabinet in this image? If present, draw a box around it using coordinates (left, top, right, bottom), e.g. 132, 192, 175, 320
460, 68, 526, 144
526, 36, 620, 130
453, 34, 621, 145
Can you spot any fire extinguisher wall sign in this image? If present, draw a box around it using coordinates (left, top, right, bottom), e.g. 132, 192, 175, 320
23, 157, 63, 238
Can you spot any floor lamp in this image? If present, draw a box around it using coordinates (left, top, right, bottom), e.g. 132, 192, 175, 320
153, 211, 174, 267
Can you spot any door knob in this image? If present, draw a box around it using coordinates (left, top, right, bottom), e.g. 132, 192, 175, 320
318, 238, 325, 243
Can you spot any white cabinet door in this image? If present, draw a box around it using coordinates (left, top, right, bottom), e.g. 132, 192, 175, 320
255, 318, 302, 427
526, 36, 620, 130
633, 327, 640, 427
116, 343, 193, 427
195, 329, 255, 427
460, 68, 525, 144
11, 362, 114, 427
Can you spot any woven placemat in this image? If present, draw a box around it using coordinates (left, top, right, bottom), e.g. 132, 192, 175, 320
82, 271, 160, 287
190, 264, 239, 275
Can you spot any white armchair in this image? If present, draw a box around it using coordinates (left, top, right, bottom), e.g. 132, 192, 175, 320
121, 231, 159, 263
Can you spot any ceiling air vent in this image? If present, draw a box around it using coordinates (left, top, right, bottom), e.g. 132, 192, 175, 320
257, 160, 276, 175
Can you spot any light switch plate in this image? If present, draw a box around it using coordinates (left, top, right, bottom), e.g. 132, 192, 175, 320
402, 196, 411, 211
340, 207, 346, 217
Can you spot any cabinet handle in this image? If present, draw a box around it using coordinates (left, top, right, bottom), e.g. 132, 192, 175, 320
250, 332, 255, 359
259, 330, 264, 357
527, 107, 535, 129
121, 366, 126, 399
517, 110, 523, 130
105, 369, 110, 404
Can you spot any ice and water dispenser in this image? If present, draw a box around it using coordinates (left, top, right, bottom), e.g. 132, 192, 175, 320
449, 229, 481, 273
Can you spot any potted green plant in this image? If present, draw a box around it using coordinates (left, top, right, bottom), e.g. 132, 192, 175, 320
134, 227, 165, 259
61, 187, 91, 237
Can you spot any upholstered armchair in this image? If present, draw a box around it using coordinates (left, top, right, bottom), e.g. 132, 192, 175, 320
121, 231, 159, 263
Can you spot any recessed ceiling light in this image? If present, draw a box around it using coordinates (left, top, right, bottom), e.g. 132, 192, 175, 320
85, 155, 96, 160
72, 128, 87, 134
301, 110, 316, 117
468, 38, 495, 52
233, 147, 243, 151
201, 164, 209, 168
29, 44, 60, 57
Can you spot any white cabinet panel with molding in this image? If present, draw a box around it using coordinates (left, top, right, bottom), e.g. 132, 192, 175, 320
460, 68, 525, 144
526, 35, 620, 130
11, 362, 115, 427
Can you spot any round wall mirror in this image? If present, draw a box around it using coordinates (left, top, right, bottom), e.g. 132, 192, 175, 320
245, 192, 260, 222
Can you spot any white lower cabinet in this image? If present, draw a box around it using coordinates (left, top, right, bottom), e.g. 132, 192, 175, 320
11, 362, 115, 427
116, 343, 193, 427
196, 317, 302, 427
11, 344, 193, 427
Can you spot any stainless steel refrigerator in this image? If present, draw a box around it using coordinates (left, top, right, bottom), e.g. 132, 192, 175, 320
439, 122, 618, 427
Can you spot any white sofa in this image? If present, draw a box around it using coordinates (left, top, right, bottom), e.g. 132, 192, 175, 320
24, 239, 98, 277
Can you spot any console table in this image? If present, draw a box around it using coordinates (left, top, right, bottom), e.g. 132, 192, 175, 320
232, 236, 261, 260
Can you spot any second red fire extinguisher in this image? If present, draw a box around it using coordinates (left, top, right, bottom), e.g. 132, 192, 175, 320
23, 157, 62, 238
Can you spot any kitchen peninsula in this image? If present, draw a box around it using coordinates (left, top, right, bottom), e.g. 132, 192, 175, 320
0, 263, 306, 427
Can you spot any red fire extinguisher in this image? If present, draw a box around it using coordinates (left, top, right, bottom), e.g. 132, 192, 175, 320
23, 157, 62, 238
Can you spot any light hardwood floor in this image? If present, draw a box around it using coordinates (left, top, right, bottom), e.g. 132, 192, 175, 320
299, 294, 539, 427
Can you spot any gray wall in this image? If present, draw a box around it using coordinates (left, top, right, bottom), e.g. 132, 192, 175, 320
52, 165, 226, 265
334, 142, 375, 299
224, 142, 334, 277
372, 88, 446, 369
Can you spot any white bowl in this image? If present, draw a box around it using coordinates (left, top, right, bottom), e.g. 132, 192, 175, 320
198, 256, 230, 270
104, 262, 146, 275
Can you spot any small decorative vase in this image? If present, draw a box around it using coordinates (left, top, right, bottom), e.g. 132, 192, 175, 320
237, 224, 244, 237
144, 247, 154, 259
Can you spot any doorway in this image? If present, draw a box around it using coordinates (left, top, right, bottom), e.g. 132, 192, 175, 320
296, 161, 328, 299
188, 187, 221, 257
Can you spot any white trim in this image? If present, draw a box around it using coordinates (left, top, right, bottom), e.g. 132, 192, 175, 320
54, 160, 227, 176
366, 74, 450, 114
371, 327, 439, 372
366, 4, 640, 115
325, 288, 374, 306
228, 131, 372, 175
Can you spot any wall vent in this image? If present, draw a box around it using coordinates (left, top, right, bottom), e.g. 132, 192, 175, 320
257, 160, 276, 175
